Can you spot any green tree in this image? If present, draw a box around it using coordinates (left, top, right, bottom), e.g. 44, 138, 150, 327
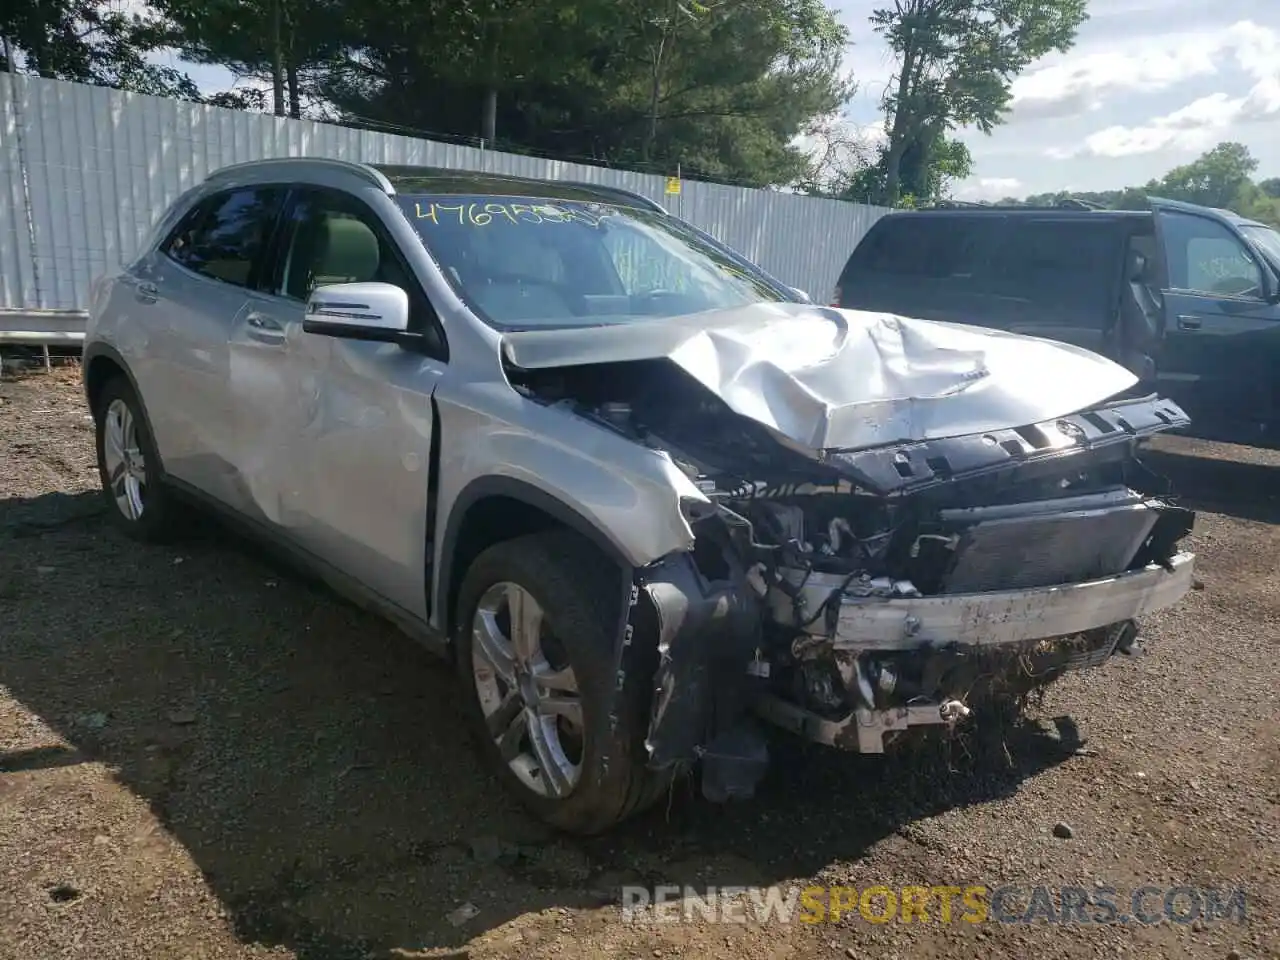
1006, 143, 1280, 228
832, 133, 970, 205
1, 0, 198, 98
1153, 142, 1258, 209
1146, 143, 1280, 225
869, 0, 1087, 206
152, 0, 344, 117
315, 0, 850, 187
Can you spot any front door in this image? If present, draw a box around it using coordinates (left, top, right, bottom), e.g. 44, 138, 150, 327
230, 185, 448, 620
1152, 203, 1280, 427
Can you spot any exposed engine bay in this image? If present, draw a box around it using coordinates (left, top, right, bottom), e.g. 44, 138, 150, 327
510, 356, 1197, 799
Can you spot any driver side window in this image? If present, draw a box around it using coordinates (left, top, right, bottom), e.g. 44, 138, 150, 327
275, 187, 448, 359
1161, 210, 1263, 298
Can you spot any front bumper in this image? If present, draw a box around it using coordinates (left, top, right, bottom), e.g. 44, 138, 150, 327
756, 552, 1196, 752
789, 551, 1195, 652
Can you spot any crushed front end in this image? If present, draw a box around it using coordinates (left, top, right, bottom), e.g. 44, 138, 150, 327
742, 396, 1197, 757
512, 357, 1196, 799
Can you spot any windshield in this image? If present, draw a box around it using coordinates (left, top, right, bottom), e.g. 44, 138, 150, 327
395, 194, 785, 329
1241, 224, 1280, 268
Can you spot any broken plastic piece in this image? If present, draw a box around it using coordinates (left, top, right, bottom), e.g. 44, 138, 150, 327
700, 723, 770, 802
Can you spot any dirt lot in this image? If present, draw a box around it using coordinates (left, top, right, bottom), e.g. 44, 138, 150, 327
1, 367, 1277, 960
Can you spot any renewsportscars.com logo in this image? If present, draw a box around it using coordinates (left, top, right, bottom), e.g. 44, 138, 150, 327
620, 884, 1249, 926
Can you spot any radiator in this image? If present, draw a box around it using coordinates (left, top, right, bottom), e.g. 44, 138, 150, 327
937, 487, 1160, 594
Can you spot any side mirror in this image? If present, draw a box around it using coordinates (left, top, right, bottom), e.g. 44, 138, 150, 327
788, 286, 813, 303
303, 282, 410, 343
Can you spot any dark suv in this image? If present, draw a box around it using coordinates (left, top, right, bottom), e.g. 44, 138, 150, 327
836, 198, 1280, 434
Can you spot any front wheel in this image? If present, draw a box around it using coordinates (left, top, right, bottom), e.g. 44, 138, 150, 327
453, 531, 669, 834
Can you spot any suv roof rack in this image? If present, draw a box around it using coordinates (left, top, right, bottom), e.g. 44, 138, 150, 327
206, 157, 394, 192
1054, 197, 1107, 210
554, 180, 667, 213
918, 196, 1119, 213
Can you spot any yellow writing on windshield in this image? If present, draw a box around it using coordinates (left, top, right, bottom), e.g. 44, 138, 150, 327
412, 201, 613, 228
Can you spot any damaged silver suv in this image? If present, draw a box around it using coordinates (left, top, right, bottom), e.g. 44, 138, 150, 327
84, 159, 1197, 834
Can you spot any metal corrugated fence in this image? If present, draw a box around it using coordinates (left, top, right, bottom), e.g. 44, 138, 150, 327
0, 73, 888, 313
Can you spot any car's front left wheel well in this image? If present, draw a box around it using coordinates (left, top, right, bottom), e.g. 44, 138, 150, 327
444, 494, 624, 639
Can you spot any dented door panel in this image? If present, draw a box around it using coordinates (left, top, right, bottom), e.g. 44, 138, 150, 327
285, 343, 443, 619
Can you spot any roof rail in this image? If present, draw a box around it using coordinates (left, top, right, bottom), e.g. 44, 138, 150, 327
205, 158, 394, 192
1055, 197, 1106, 210
556, 180, 667, 213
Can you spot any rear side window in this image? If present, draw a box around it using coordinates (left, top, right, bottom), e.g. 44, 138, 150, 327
846, 217, 994, 280
988, 220, 1117, 307
163, 187, 285, 288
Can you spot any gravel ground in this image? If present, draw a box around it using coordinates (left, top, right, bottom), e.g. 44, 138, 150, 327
1, 366, 1277, 960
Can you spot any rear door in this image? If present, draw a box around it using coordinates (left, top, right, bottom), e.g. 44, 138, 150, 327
1150, 201, 1280, 425
134, 185, 286, 507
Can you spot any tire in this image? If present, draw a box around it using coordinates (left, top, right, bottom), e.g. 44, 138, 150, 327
93, 376, 183, 542
453, 530, 669, 834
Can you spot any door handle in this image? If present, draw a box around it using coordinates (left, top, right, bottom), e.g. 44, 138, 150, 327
245, 311, 286, 342
1176, 315, 1202, 331
136, 281, 159, 303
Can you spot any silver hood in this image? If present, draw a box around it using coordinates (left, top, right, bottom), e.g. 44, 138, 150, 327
500, 302, 1139, 451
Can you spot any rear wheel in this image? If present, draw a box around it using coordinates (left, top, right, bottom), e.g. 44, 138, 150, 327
93, 376, 182, 541
453, 530, 669, 834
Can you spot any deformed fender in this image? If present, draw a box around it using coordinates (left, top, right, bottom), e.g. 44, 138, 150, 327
435, 475, 646, 788
434, 475, 638, 633
637, 552, 762, 769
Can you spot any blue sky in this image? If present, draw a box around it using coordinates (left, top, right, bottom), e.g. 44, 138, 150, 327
831, 0, 1280, 199
161, 0, 1280, 201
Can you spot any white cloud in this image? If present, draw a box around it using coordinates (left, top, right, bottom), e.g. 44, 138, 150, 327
951, 177, 1022, 201
1037, 20, 1280, 159
1073, 80, 1280, 160
1011, 44, 1217, 121
1010, 20, 1278, 123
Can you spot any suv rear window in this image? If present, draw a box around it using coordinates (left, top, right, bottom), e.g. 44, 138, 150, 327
987, 220, 1118, 307
844, 217, 997, 282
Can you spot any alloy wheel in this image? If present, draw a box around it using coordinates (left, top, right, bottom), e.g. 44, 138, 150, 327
470, 581, 584, 798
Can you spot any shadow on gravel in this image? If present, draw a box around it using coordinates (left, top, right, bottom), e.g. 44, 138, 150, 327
1, 490, 1076, 960
1138, 447, 1280, 526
